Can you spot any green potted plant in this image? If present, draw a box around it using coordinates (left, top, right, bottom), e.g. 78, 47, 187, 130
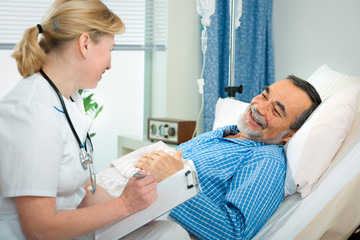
78, 89, 104, 137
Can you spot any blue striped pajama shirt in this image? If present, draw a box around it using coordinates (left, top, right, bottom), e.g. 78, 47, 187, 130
170, 125, 286, 240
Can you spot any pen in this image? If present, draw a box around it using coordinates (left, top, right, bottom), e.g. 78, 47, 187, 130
133, 173, 146, 179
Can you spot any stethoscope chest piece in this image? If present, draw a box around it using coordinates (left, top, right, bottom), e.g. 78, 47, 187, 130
80, 149, 92, 169
80, 137, 94, 169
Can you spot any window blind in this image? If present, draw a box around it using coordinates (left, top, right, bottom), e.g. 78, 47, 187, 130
0, 0, 167, 51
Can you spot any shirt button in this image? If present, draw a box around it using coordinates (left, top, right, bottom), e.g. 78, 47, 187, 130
214, 139, 219, 143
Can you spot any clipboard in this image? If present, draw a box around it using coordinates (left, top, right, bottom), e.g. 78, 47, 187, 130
95, 163, 199, 240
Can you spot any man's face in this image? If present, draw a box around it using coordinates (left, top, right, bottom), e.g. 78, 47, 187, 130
237, 79, 312, 144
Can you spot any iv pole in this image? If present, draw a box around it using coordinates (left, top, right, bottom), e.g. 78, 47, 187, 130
225, 0, 243, 99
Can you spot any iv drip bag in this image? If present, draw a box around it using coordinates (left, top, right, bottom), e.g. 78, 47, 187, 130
235, 0, 243, 28
197, 0, 215, 26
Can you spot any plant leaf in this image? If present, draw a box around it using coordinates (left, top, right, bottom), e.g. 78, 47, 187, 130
78, 90, 103, 138
93, 105, 104, 119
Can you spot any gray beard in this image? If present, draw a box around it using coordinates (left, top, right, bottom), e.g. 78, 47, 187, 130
237, 105, 290, 145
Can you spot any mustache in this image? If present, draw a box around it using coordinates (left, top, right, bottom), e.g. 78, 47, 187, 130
249, 105, 266, 129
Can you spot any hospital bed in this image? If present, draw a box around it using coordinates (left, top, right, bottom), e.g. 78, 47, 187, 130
214, 64, 360, 239
98, 64, 360, 239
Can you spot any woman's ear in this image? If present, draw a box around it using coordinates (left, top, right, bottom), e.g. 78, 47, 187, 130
78, 33, 91, 58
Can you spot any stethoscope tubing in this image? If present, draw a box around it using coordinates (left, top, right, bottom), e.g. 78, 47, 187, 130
39, 69, 91, 150
39, 69, 96, 193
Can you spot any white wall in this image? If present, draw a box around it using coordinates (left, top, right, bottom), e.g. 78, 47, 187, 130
273, 0, 360, 81
91, 51, 145, 171
151, 0, 202, 131
0, 50, 21, 98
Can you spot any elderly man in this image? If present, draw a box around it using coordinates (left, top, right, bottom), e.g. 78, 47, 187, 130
136, 75, 322, 240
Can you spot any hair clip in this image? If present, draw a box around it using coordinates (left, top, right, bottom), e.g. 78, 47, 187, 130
53, 16, 59, 30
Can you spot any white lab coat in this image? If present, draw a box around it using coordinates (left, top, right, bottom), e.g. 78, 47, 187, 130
0, 74, 89, 239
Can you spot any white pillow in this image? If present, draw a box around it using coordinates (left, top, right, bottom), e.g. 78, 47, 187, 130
307, 65, 360, 100
212, 98, 249, 130
284, 84, 360, 198
283, 65, 360, 198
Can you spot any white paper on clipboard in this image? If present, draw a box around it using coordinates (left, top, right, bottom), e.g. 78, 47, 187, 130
95, 163, 199, 240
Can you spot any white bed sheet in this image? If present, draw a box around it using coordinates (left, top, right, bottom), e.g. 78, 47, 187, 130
253, 141, 360, 240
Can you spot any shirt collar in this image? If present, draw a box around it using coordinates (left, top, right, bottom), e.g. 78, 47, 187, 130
214, 125, 284, 148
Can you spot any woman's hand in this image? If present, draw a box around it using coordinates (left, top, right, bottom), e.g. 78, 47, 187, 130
135, 150, 184, 182
119, 171, 158, 216
15, 173, 158, 240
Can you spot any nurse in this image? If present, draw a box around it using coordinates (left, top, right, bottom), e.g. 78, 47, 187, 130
0, 0, 159, 239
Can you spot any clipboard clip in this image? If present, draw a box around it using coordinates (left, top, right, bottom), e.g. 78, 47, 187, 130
185, 170, 199, 189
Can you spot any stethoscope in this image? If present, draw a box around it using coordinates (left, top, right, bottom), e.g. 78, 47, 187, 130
40, 69, 96, 194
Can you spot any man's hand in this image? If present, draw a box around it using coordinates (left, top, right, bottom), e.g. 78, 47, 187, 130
135, 150, 184, 182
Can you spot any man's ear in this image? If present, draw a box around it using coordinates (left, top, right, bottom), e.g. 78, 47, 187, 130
78, 33, 91, 58
282, 129, 297, 144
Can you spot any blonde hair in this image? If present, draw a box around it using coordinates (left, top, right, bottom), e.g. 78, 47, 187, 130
12, 0, 125, 78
